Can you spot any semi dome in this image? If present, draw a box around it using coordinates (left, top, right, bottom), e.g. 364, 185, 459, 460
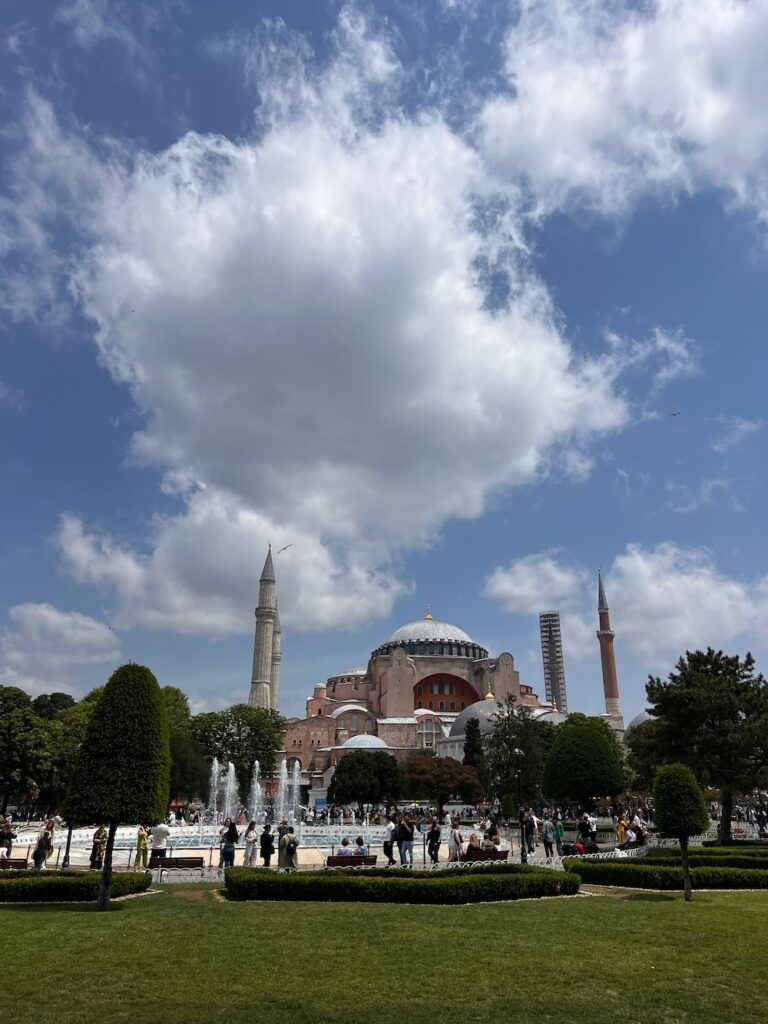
339, 734, 389, 749
449, 698, 500, 737
624, 710, 652, 736
373, 613, 488, 660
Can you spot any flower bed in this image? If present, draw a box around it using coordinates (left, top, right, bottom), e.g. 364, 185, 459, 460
0, 871, 152, 903
225, 864, 580, 904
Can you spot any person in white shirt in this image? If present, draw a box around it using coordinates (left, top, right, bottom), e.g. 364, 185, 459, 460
151, 821, 171, 859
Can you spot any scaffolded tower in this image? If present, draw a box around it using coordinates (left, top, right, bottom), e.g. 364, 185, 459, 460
539, 610, 568, 713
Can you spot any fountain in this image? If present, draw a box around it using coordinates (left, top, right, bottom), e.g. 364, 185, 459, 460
221, 761, 240, 821
248, 760, 263, 824
290, 759, 302, 822
208, 757, 221, 819
274, 758, 289, 822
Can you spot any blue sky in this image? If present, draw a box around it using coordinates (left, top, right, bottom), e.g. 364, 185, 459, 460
2, 0, 767, 723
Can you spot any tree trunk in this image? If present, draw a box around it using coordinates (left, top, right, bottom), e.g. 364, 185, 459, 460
97, 821, 118, 912
680, 836, 692, 902
720, 788, 733, 844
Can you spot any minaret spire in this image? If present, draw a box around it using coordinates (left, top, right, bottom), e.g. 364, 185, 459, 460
596, 569, 624, 731
249, 545, 278, 709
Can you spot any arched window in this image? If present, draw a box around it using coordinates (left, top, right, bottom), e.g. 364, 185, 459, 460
439, 701, 445, 711
428, 700, 434, 710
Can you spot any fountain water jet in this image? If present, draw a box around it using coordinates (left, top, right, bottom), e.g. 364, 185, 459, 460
290, 760, 302, 822
275, 759, 289, 823
248, 761, 263, 823
222, 762, 240, 821
208, 757, 221, 819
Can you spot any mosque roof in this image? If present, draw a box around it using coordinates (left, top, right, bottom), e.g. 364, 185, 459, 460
339, 734, 390, 749
385, 617, 474, 646
449, 698, 500, 737
624, 711, 652, 736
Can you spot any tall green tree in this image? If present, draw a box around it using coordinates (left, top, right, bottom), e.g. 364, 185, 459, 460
39, 700, 96, 809
641, 649, 768, 841
484, 697, 555, 806
64, 664, 170, 911
191, 704, 285, 793
0, 686, 51, 813
163, 687, 208, 801
654, 763, 709, 902
327, 751, 402, 817
404, 755, 482, 815
542, 724, 625, 807
32, 692, 75, 720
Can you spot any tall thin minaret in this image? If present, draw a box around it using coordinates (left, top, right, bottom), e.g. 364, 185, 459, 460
596, 569, 624, 730
249, 546, 277, 709
270, 603, 282, 712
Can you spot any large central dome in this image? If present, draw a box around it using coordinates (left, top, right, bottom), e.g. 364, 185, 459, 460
386, 618, 474, 646
373, 614, 488, 660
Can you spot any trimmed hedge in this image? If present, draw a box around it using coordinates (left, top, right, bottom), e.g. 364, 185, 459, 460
225, 865, 580, 904
325, 862, 540, 880
645, 849, 768, 871
563, 858, 768, 890
648, 845, 768, 859
702, 838, 768, 848
0, 871, 152, 903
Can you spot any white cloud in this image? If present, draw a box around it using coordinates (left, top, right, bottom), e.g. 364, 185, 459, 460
480, 0, 768, 219
484, 552, 588, 612
712, 415, 765, 453
0, 381, 24, 409
487, 542, 768, 669
3, 16, 700, 638
1, 603, 120, 695
665, 477, 728, 514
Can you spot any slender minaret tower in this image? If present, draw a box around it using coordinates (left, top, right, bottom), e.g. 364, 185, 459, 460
596, 569, 624, 730
248, 546, 277, 709
270, 603, 282, 712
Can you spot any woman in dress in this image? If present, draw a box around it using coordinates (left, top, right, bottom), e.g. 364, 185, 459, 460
243, 821, 258, 867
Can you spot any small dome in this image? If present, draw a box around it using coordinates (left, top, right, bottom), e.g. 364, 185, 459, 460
624, 711, 652, 736
339, 734, 390, 749
449, 699, 500, 738
531, 708, 568, 726
329, 704, 373, 719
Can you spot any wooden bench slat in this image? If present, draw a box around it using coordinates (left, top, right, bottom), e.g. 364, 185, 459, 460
325, 855, 378, 867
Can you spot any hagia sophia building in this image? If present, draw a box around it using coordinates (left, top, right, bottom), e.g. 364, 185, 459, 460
248, 546, 625, 807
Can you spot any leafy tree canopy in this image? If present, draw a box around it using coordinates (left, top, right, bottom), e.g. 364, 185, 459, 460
404, 755, 482, 814
542, 723, 624, 806
638, 648, 768, 840
32, 692, 75, 720
191, 704, 285, 793
484, 697, 555, 806
0, 685, 52, 812
327, 750, 402, 816
654, 764, 709, 841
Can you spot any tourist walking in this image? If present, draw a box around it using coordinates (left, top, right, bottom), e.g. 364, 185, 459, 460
221, 821, 239, 869
244, 821, 258, 867
278, 826, 299, 871
89, 824, 107, 870
383, 815, 397, 866
260, 825, 275, 867
33, 821, 54, 869
554, 817, 564, 856
133, 824, 149, 869
448, 822, 464, 862
524, 812, 535, 854
426, 817, 441, 865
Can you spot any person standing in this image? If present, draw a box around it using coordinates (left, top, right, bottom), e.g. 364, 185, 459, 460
243, 821, 258, 867
134, 824, 149, 870
426, 817, 441, 865
399, 815, 415, 866
221, 821, 239, 869
151, 819, 171, 860
524, 812, 535, 854
554, 817, 564, 856
279, 826, 299, 871
448, 821, 464, 862
541, 815, 556, 858
260, 825, 275, 867
33, 821, 54, 869
383, 815, 397, 866
90, 824, 107, 870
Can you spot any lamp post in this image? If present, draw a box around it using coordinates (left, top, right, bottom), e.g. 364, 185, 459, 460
514, 748, 527, 865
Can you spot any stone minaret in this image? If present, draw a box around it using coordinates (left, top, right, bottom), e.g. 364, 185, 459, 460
596, 569, 624, 730
270, 604, 282, 712
248, 546, 277, 709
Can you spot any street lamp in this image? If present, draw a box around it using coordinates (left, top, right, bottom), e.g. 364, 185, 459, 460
514, 748, 527, 865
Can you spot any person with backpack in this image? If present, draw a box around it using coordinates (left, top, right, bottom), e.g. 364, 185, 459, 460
279, 826, 299, 871
260, 824, 275, 867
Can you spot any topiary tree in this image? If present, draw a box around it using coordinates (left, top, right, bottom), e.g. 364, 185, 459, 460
327, 750, 403, 818
653, 763, 709, 901
543, 723, 624, 808
64, 663, 170, 910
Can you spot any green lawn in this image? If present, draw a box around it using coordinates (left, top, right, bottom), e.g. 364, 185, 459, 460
5, 884, 767, 1023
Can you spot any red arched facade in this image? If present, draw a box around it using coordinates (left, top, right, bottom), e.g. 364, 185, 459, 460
413, 673, 480, 713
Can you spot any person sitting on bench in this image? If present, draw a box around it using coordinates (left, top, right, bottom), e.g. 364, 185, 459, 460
354, 836, 368, 855
336, 837, 353, 856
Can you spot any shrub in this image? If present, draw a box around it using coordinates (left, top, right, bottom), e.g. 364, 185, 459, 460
225, 865, 580, 904
562, 859, 768, 890
0, 871, 151, 903
702, 838, 768, 848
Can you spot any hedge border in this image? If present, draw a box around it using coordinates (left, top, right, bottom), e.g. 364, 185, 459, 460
0, 871, 152, 903
224, 865, 580, 904
563, 858, 768, 890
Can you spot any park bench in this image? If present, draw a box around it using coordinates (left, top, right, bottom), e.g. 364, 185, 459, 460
461, 848, 509, 863
0, 856, 30, 870
148, 855, 205, 880
325, 855, 378, 868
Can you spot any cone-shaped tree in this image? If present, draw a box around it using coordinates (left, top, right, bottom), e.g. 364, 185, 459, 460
64, 663, 170, 910
653, 763, 709, 902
